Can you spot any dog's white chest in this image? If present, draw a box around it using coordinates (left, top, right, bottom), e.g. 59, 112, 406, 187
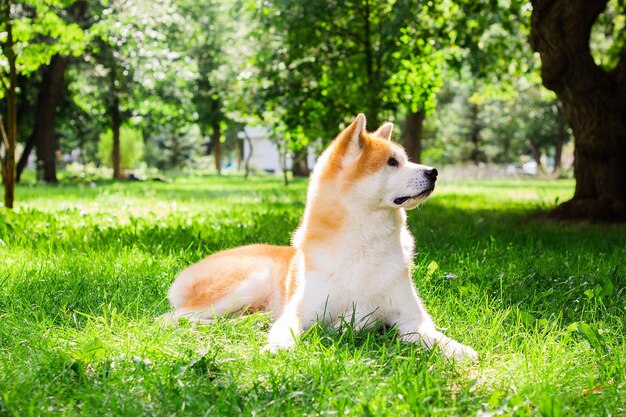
299, 218, 414, 325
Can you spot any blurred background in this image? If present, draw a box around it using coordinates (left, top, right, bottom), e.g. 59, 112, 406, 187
1, 0, 625, 216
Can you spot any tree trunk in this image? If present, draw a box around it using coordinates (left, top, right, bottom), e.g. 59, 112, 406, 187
212, 120, 221, 175
235, 136, 242, 171
402, 110, 425, 163
469, 102, 482, 164
16, 132, 35, 182
530, 141, 541, 166
529, 141, 547, 174
553, 101, 565, 174
205, 135, 213, 156
291, 147, 309, 177
1, 1, 17, 209
279, 148, 289, 186
243, 130, 253, 179
111, 96, 122, 179
31, 55, 68, 183
362, 0, 380, 127
531, 0, 626, 221
109, 65, 123, 180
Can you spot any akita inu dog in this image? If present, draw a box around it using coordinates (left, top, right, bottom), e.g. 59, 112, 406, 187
164, 114, 478, 360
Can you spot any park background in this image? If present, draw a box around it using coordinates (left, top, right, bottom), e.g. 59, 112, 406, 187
1, 0, 626, 416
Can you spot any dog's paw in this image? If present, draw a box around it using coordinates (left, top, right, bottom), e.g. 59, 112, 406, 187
443, 343, 479, 362
260, 341, 295, 354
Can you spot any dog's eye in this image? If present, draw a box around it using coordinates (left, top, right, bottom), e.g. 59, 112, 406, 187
387, 157, 399, 167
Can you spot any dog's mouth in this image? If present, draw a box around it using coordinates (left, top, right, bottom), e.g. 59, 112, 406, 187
393, 187, 435, 206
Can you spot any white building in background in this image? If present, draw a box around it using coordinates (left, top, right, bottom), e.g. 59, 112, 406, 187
239, 126, 317, 173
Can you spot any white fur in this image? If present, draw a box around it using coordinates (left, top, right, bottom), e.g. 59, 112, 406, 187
266, 115, 478, 360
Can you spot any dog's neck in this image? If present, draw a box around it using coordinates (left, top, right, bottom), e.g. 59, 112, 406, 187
292, 153, 406, 250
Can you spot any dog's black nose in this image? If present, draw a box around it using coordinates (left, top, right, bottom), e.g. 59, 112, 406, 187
424, 168, 438, 180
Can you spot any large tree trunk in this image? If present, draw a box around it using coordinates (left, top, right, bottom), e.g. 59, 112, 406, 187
292, 147, 309, 177
212, 120, 221, 175
531, 0, 626, 221
402, 110, 425, 163
1, 2, 17, 209
31, 55, 68, 183
553, 101, 565, 174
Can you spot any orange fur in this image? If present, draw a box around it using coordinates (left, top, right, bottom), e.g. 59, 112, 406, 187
181, 244, 295, 310
319, 121, 357, 182
301, 197, 348, 246
281, 250, 302, 299
347, 135, 394, 182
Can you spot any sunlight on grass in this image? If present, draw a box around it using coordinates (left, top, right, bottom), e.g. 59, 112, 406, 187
1, 177, 624, 416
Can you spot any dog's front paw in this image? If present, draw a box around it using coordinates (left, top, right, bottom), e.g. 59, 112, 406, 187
443, 342, 479, 362
260, 341, 295, 354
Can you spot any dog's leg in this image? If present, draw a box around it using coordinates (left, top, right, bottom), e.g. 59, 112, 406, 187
156, 308, 216, 324
263, 303, 302, 353
385, 281, 478, 361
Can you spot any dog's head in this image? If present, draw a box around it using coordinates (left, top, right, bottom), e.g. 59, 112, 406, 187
319, 114, 437, 211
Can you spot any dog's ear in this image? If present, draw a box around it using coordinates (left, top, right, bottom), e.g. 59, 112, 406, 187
373, 122, 393, 141
341, 113, 366, 151
350, 113, 366, 148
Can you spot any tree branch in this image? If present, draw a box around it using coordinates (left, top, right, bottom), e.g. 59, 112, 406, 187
0, 113, 6, 169
0, 71, 8, 93
0, 111, 9, 151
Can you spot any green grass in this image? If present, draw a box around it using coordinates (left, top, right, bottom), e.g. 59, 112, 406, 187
1, 176, 625, 416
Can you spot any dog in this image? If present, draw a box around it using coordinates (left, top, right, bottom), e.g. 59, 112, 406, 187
163, 114, 478, 361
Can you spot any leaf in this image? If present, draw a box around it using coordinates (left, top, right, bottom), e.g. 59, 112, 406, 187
576, 322, 606, 352
75, 337, 105, 362
425, 260, 439, 280
519, 310, 536, 326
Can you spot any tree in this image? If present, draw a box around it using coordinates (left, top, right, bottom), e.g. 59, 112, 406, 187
30, 55, 68, 182
19, 1, 87, 183
16, 56, 68, 182
254, 0, 446, 162
1, 0, 83, 206
0, 0, 17, 208
71, 0, 193, 179
175, 0, 243, 175
530, 0, 626, 220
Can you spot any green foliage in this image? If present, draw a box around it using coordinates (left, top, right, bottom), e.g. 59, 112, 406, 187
143, 125, 206, 170
176, 0, 229, 132
1, 177, 625, 415
591, 0, 626, 70
253, 0, 449, 145
0, 0, 85, 98
6, 0, 617, 178
96, 125, 144, 170
445, 0, 534, 83
423, 73, 572, 167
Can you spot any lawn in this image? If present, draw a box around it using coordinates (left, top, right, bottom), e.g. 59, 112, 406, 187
1, 176, 625, 416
